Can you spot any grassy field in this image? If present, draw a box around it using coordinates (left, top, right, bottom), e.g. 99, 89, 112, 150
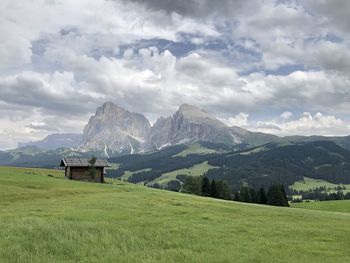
149, 161, 218, 186
0, 166, 349, 262
292, 200, 350, 213
119, 168, 152, 181
173, 143, 218, 157
290, 177, 350, 193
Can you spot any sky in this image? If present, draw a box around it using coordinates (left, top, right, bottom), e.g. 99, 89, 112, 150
1, 0, 350, 149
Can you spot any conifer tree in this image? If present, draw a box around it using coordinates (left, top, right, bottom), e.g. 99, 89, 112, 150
267, 184, 289, 207
239, 186, 250, 202
280, 185, 289, 207
257, 187, 267, 204
221, 181, 232, 200
210, 180, 218, 198
233, 191, 239, 201
249, 188, 257, 203
216, 180, 224, 199
182, 176, 202, 195
201, 176, 211, 196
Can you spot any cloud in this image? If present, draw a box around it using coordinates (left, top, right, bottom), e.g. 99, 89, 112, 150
303, 0, 350, 36
127, 0, 251, 18
0, 36, 32, 71
25, 122, 60, 132
252, 112, 350, 136
1, 0, 350, 149
280, 112, 293, 120
220, 113, 249, 127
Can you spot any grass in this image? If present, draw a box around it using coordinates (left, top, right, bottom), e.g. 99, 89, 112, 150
0, 166, 350, 262
237, 145, 269, 155
292, 200, 350, 213
173, 143, 218, 157
290, 177, 350, 193
119, 168, 152, 181
149, 161, 218, 186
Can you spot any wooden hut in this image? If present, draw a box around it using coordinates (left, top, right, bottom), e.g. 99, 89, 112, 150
60, 157, 110, 183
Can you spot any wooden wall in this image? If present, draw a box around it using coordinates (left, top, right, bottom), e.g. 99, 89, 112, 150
65, 167, 104, 183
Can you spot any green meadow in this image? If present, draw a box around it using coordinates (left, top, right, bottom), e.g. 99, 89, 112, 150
290, 177, 350, 193
0, 166, 349, 263
173, 143, 219, 157
292, 200, 350, 213
289, 177, 350, 192
149, 161, 218, 186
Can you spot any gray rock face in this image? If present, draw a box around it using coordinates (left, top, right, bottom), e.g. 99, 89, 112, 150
18, 133, 82, 150
78, 102, 151, 155
77, 102, 280, 155
148, 104, 243, 149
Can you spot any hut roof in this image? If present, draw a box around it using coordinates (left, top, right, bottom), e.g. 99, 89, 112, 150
60, 157, 110, 167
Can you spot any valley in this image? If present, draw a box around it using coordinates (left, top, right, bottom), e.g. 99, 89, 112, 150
2, 102, 350, 203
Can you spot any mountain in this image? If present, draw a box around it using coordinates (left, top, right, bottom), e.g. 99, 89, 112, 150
78, 102, 151, 156
6, 102, 350, 160
18, 133, 82, 150
284, 135, 350, 151
80, 103, 350, 152
107, 140, 350, 191
148, 104, 266, 149
77, 102, 274, 155
0, 146, 89, 168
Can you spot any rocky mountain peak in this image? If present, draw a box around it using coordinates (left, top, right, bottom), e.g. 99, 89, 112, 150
147, 104, 239, 149
79, 102, 151, 155
176, 104, 226, 127
96, 101, 125, 116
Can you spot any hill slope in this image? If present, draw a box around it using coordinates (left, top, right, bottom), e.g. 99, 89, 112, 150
108, 141, 350, 190
0, 166, 349, 262
292, 200, 350, 213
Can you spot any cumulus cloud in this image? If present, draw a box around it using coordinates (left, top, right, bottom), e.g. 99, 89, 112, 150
281, 112, 293, 121
1, 0, 350, 149
252, 112, 350, 136
25, 122, 60, 132
0, 71, 98, 115
220, 113, 249, 127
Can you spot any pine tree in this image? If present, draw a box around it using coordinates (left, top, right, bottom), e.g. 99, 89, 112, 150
257, 187, 267, 204
182, 176, 202, 195
267, 184, 289, 207
280, 185, 290, 207
239, 186, 250, 202
233, 191, 239, 201
201, 176, 211, 196
267, 185, 279, 206
221, 181, 232, 200
210, 180, 218, 198
249, 188, 257, 203
216, 180, 224, 199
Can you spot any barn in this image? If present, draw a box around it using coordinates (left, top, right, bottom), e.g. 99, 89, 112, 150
60, 157, 110, 183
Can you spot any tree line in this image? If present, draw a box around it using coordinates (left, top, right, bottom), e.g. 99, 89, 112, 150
181, 175, 289, 207
292, 191, 350, 202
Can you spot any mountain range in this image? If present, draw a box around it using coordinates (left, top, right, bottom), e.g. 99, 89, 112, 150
16, 101, 350, 155
2, 101, 350, 191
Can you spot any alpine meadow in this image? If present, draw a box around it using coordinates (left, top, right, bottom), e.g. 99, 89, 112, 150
0, 166, 349, 263
1, 0, 350, 262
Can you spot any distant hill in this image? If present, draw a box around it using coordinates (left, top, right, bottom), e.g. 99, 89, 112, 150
0, 146, 89, 168
107, 141, 350, 191
2, 139, 350, 192
18, 133, 82, 150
